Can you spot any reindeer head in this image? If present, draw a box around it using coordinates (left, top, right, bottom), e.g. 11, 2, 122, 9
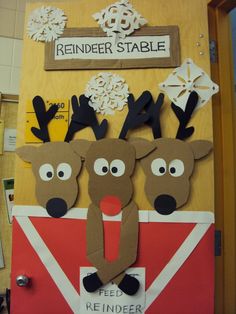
16, 95, 107, 218
71, 92, 155, 215
136, 91, 213, 215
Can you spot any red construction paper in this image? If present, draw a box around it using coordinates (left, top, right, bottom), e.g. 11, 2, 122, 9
104, 219, 121, 262
100, 196, 122, 216
11, 215, 214, 314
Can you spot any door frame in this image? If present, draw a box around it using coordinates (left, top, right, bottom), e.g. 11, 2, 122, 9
208, 0, 236, 313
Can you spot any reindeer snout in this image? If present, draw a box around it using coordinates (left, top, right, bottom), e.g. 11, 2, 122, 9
154, 195, 176, 215
99, 195, 122, 216
46, 198, 68, 218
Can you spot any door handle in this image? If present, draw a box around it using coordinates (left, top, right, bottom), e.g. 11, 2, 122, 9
16, 275, 30, 287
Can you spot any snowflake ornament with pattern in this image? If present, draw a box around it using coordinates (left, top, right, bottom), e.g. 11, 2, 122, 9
27, 6, 67, 42
93, 0, 147, 43
85, 72, 129, 115
159, 58, 219, 111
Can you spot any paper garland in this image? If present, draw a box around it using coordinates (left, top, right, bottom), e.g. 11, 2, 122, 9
27, 6, 67, 42
85, 72, 129, 115
159, 58, 219, 111
93, 0, 147, 43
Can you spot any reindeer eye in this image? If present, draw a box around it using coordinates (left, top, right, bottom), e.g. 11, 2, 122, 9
94, 158, 109, 176
57, 163, 72, 180
110, 159, 125, 177
39, 164, 54, 181
169, 159, 184, 177
151, 158, 166, 176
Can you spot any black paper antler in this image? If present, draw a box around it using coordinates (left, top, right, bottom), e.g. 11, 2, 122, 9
144, 93, 165, 139
64, 95, 108, 142
171, 91, 199, 140
31, 96, 58, 142
119, 91, 152, 139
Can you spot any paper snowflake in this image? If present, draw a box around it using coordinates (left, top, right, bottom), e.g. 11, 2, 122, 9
159, 58, 219, 110
85, 72, 129, 115
93, 0, 147, 43
27, 6, 67, 42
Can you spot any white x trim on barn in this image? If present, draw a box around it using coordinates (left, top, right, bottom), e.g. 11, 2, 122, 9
13, 206, 214, 313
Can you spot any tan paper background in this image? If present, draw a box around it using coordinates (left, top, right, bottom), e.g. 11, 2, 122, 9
15, 0, 214, 213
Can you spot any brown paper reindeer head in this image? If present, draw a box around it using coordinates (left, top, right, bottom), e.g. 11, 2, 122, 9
71, 91, 155, 215
81, 139, 136, 212
16, 95, 108, 218
74, 137, 155, 214
71, 91, 155, 296
135, 91, 213, 215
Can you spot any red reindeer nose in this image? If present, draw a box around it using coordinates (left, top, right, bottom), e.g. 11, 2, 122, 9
100, 196, 122, 216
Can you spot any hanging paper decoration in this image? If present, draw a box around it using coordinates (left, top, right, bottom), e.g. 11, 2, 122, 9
93, 0, 147, 43
159, 58, 219, 111
27, 6, 67, 42
85, 72, 129, 115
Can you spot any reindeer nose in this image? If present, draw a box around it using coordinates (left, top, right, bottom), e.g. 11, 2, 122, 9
46, 198, 68, 218
100, 195, 122, 216
154, 195, 176, 215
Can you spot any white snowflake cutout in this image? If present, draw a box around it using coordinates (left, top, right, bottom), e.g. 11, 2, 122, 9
159, 58, 219, 110
27, 6, 67, 42
93, 0, 147, 43
85, 72, 129, 115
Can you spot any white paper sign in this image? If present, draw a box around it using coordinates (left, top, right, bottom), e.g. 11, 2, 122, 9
0, 240, 4, 268
4, 128, 17, 152
80, 267, 146, 314
55, 35, 170, 60
2, 178, 14, 223
45, 26, 180, 70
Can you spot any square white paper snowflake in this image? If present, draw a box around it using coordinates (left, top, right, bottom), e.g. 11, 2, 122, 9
85, 72, 129, 115
159, 58, 219, 110
27, 6, 67, 42
93, 0, 147, 43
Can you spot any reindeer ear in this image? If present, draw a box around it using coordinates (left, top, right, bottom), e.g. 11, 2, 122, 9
70, 139, 92, 159
189, 140, 213, 160
16, 145, 37, 163
130, 138, 156, 159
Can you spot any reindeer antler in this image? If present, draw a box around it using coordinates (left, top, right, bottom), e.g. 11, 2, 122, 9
119, 91, 151, 139
171, 91, 199, 140
31, 96, 58, 142
144, 93, 165, 139
64, 95, 108, 142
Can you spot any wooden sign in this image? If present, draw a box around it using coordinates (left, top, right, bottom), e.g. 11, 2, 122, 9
45, 26, 180, 70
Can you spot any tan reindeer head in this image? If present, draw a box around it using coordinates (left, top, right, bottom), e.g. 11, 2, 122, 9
136, 91, 213, 215
71, 92, 155, 216
16, 95, 108, 218
73, 137, 154, 215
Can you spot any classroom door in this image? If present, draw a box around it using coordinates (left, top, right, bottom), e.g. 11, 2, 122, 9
208, 1, 236, 313
11, 1, 216, 313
